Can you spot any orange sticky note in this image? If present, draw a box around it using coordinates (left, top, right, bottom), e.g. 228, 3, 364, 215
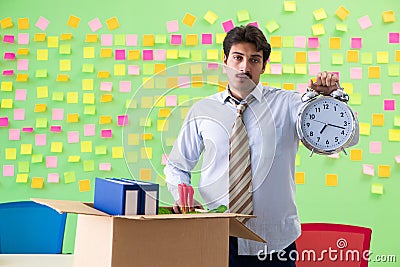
270, 36, 282, 48
368, 66, 380, 78
143, 35, 155, 46
57, 74, 69, 82
183, 13, 196, 27
158, 108, 171, 118
350, 149, 362, 161
295, 172, 305, 184
106, 17, 119, 30
347, 50, 359, 62
85, 34, 98, 42
34, 33, 46, 42
372, 114, 384, 126
141, 133, 153, 140
60, 33, 72, 40
128, 50, 140, 60
378, 165, 390, 177
79, 179, 91, 192
16, 74, 28, 82
329, 37, 341, 49
17, 48, 29, 55
67, 15, 80, 28
67, 113, 79, 122
396, 50, 400, 62
18, 18, 30, 30
326, 174, 338, 186
34, 104, 47, 112
99, 116, 112, 124
97, 71, 110, 78
101, 94, 113, 102
154, 64, 166, 75
139, 169, 152, 181
100, 48, 112, 58
31, 177, 44, 189
186, 34, 198, 46
335, 6, 350, 21
295, 52, 307, 63
1, 17, 13, 29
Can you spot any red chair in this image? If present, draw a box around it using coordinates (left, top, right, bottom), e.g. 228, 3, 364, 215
296, 223, 372, 267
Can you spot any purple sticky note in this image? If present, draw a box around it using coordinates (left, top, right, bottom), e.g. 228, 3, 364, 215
9, 129, 20, 140
99, 163, 111, 171
3, 35, 15, 43
48, 173, 60, 183
35, 16, 50, 31
350, 68, 362, 79
170, 34, 182, 45
52, 108, 64, 120
202, 33, 213, 44
178, 76, 190, 88
14, 109, 25, 120
308, 37, 319, 48
50, 125, 62, 132
222, 20, 234, 33
46, 156, 58, 168
117, 115, 128, 126
0, 117, 9, 127
17, 59, 29, 71
362, 164, 374, 176
35, 134, 47, 146
128, 65, 140, 75
370, 141, 382, 154
270, 64, 282, 75
308, 64, 321, 76
84, 124, 95, 136
68, 131, 79, 143
115, 49, 126, 60
369, 84, 381, 95
126, 34, 138, 46
389, 32, 400, 44
384, 99, 395, 111
3, 70, 14, 76
3, 165, 14, 177
18, 33, 29, 45
4, 52, 16, 60
88, 18, 103, 32
101, 34, 113, 46
119, 81, 131, 92
101, 129, 112, 138
358, 15, 372, 30
294, 36, 306, 48
22, 127, 34, 133
15, 89, 27, 101
143, 50, 153, 60
308, 51, 320, 62
166, 95, 178, 106
392, 82, 400, 94
351, 37, 362, 49
100, 82, 113, 91
247, 21, 259, 28
154, 49, 166, 61
167, 20, 179, 33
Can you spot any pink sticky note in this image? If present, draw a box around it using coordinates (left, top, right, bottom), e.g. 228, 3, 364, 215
101, 129, 112, 138
178, 76, 190, 88
14, 109, 25, 120
143, 50, 153, 60
126, 34, 138, 46
117, 115, 128, 126
208, 63, 219, 69
48, 173, 60, 183
52, 108, 64, 120
166, 95, 178, 106
389, 32, 400, 44
17, 59, 29, 71
370, 141, 382, 153
4, 52, 16, 60
308, 64, 320, 75
67, 131, 79, 143
351, 37, 362, 49
222, 20, 234, 33
101, 34, 113, 46
270, 64, 282, 75
202, 33, 213, 44
3, 35, 15, 43
358, 15, 372, 30
35, 16, 50, 31
327, 153, 340, 159
296, 84, 308, 94
128, 65, 140, 75
99, 163, 111, 171
46, 156, 58, 168
294, 36, 306, 48
362, 164, 374, 176
308, 51, 320, 62
369, 84, 381, 95
392, 82, 400, 94
50, 126, 62, 132
84, 124, 95, 136
3, 165, 14, 177
167, 20, 179, 33
154, 49, 166, 61
170, 34, 182, 45
0, 117, 9, 127
308, 37, 319, 48
247, 21, 259, 28
161, 154, 168, 165
88, 18, 102, 32
15, 89, 27, 101
119, 81, 131, 92
115, 49, 126, 60
9, 129, 20, 140
35, 134, 47, 146
3, 70, 14, 76
384, 99, 395, 111
22, 127, 34, 132
395, 156, 400, 164
18, 33, 29, 45
350, 68, 362, 79
100, 82, 113, 91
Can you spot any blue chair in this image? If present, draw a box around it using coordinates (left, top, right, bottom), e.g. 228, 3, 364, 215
0, 201, 67, 254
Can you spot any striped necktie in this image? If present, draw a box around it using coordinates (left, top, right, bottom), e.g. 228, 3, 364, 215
228, 95, 255, 223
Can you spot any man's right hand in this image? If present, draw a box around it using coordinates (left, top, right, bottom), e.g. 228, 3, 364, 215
173, 199, 204, 214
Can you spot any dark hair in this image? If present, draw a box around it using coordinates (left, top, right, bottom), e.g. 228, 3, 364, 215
223, 25, 271, 64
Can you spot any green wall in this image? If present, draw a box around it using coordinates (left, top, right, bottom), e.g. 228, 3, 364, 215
0, 0, 399, 264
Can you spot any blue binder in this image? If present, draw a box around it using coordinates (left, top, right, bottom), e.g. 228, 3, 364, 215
120, 178, 159, 215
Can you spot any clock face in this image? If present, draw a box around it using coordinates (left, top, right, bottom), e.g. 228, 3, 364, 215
299, 97, 355, 153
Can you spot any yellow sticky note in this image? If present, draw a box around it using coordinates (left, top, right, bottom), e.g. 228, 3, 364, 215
141, 147, 152, 159
106, 17, 119, 30
350, 149, 362, 161
349, 93, 362, 105
79, 180, 91, 192
382, 10, 395, 23
203, 11, 218, 24
20, 144, 32, 155
1, 82, 12, 91
112, 147, 124, 158
37, 49, 48, 60
329, 37, 341, 49
269, 51, 282, 62
95, 146, 107, 155
68, 156, 80, 162
326, 174, 338, 186
51, 142, 63, 153
158, 109, 171, 118
128, 134, 139, 145
388, 129, 400, 141
143, 35, 154, 46
295, 172, 305, 184
140, 169, 152, 181
157, 120, 168, 131
31, 177, 44, 189
216, 33, 226, 44
100, 48, 112, 58
34, 103, 47, 112
295, 64, 307, 74
67, 92, 78, 103
16, 74, 28, 82
378, 165, 390, 177
376, 51, 389, 63
57, 74, 69, 82
85, 34, 98, 43
237, 10, 250, 22
312, 24, 325, 36
372, 114, 384, 126
182, 13, 196, 27
101, 94, 113, 103
360, 123, 371, 136
206, 49, 219, 60
81, 141, 92, 153
1, 17, 13, 29
336, 23, 348, 32
67, 113, 79, 122
99, 116, 112, 124
18, 18, 30, 30
313, 8, 327, 20
347, 50, 359, 62
47, 36, 59, 48
284, 1, 296, 12
335, 6, 350, 21
371, 183, 383, 195
37, 86, 48, 98
67, 15, 80, 28
34, 33, 46, 42
265, 20, 279, 33
166, 50, 178, 59
83, 47, 95, 59
114, 64, 126, 76
1, 99, 13, 108
368, 66, 380, 78
16, 174, 29, 183
83, 93, 95, 104
82, 79, 94, 90
60, 60, 71, 71
5, 148, 17, 160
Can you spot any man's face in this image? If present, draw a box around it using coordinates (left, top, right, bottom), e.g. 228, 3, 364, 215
223, 42, 266, 94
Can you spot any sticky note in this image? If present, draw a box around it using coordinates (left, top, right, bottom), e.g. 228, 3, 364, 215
9, 129, 20, 141
101, 34, 113, 46
84, 47, 95, 58
295, 172, 305, 184
16, 174, 29, 183
114, 64, 126, 76
3, 165, 14, 176
115, 35, 126, 45
50, 125, 61, 132
82, 64, 94, 73
83, 93, 95, 104
294, 64, 307, 74
81, 141, 93, 153
222, 20, 234, 33
388, 64, 400, 76
368, 66, 380, 78
34, 33, 46, 42
112, 147, 124, 158
393, 82, 400, 94
170, 34, 182, 45
99, 116, 112, 124
3, 35, 14, 44
157, 120, 168, 131
371, 183, 383, 195
331, 54, 343, 65
350, 149, 362, 161
126, 34, 138, 46
358, 15, 372, 30
88, 18, 102, 32
329, 37, 341, 49
47, 173, 59, 183
350, 68, 362, 79
388, 32, 399, 44
382, 10, 395, 23
370, 141, 382, 154
1, 82, 12, 91
101, 129, 112, 138
361, 53, 372, 64
47, 36, 59, 48
45, 156, 57, 168
20, 144, 32, 155
68, 155, 81, 163
31, 177, 44, 189
384, 99, 395, 111
101, 94, 113, 103
115, 49, 126, 60
67, 15, 80, 28
34, 104, 46, 113
14, 108, 25, 120
141, 147, 152, 159
95, 146, 107, 155
35, 134, 47, 146
265, 19, 279, 33
5, 148, 17, 160
106, 17, 119, 30
394, 116, 400, 126
64, 172, 76, 184
347, 50, 359, 62
389, 129, 400, 141
376, 51, 389, 63
35, 16, 49, 30
17, 161, 28, 173
204, 11, 218, 24
18, 18, 29, 30
31, 154, 43, 163
143, 34, 155, 46
372, 113, 384, 126
67, 92, 78, 104
359, 123, 371, 136
182, 13, 196, 27
326, 174, 338, 186
60, 33, 72, 40
50, 142, 62, 153
362, 164, 374, 176
166, 20, 179, 33
118, 115, 128, 126
17, 33, 29, 45
79, 180, 91, 192
313, 8, 327, 21
336, 23, 348, 32
99, 163, 111, 171
1, 99, 13, 109
83, 160, 95, 172
378, 165, 390, 177
85, 34, 98, 43
335, 6, 350, 21
52, 92, 64, 101
308, 37, 319, 48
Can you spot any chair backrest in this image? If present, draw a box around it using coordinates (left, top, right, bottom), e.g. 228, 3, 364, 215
296, 223, 372, 267
0, 201, 67, 254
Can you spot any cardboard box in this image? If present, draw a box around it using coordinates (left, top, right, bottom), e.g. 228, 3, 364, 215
32, 198, 266, 267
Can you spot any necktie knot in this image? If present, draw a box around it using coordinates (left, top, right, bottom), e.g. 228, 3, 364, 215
228, 94, 255, 116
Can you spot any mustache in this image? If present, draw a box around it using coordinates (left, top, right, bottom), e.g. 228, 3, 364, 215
235, 72, 252, 79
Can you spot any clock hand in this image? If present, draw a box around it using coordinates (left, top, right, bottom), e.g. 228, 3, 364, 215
326, 123, 345, 129
319, 124, 328, 134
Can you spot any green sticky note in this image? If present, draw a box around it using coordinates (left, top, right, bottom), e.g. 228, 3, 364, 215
295, 154, 300, 166
18, 161, 30, 173
31, 154, 43, 163
332, 53, 344, 65
84, 105, 96, 115
140, 117, 152, 127
388, 64, 400, 76
114, 34, 125, 46
143, 64, 154, 75
155, 34, 167, 44
282, 36, 294, 47
361, 53, 373, 64
394, 116, 400, 126
95, 146, 107, 155
178, 95, 190, 106
36, 118, 48, 128
59, 44, 71, 55
178, 49, 190, 58
336, 23, 348, 32
83, 160, 95, 172
82, 64, 94, 73
282, 64, 295, 74
36, 69, 48, 78
265, 19, 279, 33
191, 50, 203, 61
349, 93, 362, 105
371, 183, 383, 195
64, 171, 76, 184
237, 10, 250, 22
52, 92, 64, 101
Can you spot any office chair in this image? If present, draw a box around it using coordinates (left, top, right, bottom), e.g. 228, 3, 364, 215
0, 201, 67, 254
296, 223, 372, 267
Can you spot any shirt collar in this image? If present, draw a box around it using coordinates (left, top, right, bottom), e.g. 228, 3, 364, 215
222, 82, 264, 104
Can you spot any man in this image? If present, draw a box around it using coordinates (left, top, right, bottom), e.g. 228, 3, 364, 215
164, 25, 358, 266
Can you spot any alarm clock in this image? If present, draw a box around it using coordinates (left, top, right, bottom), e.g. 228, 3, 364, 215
296, 83, 357, 156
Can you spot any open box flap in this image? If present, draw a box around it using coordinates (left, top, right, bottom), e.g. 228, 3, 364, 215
31, 198, 109, 216
119, 212, 254, 220
229, 218, 266, 243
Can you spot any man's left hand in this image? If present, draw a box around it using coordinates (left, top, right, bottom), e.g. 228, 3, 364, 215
308, 71, 339, 96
